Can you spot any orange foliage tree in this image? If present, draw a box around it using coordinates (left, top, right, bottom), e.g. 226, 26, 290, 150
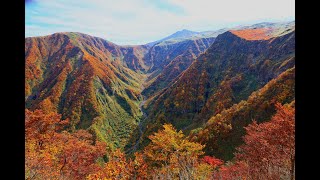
87, 150, 148, 180
25, 109, 106, 179
87, 124, 221, 179
143, 123, 213, 179
87, 149, 133, 179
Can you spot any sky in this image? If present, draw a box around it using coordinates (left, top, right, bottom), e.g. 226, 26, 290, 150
26, 0, 295, 45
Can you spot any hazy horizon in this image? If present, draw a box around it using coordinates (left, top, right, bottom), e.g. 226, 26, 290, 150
26, 0, 295, 45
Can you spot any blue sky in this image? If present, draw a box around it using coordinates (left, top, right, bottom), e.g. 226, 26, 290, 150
26, 0, 295, 45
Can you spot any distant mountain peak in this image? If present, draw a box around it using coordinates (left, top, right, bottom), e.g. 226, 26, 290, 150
170, 29, 198, 37
178, 29, 197, 33
146, 28, 225, 47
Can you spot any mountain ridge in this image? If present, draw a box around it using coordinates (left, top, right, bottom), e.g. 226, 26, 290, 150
25, 32, 148, 149
25, 29, 218, 149
25, 21, 295, 157
135, 26, 294, 154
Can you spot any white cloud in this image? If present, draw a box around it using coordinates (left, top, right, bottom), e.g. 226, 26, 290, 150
26, 0, 295, 45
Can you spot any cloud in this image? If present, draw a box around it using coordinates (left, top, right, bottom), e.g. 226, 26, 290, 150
26, 0, 295, 45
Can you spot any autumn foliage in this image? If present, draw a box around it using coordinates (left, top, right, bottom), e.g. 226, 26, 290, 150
143, 124, 206, 179
25, 33, 147, 149
25, 25, 295, 179
87, 123, 215, 179
202, 156, 224, 168
87, 150, 148, 180
214, 103, 295, 179
25, 109, 106, 179
25, 103, 294, 179
230, 28, 272, 40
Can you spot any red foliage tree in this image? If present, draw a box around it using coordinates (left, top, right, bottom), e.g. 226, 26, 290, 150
202, 156, 224, 168
215, 102, 295, 179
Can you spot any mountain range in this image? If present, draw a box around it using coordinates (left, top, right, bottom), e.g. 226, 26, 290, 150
25, 21, 295, 160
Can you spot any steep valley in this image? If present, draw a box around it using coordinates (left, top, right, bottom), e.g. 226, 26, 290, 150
128, 21, 295, 159
25, 29, 219, 150
25, 21, 295, 161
